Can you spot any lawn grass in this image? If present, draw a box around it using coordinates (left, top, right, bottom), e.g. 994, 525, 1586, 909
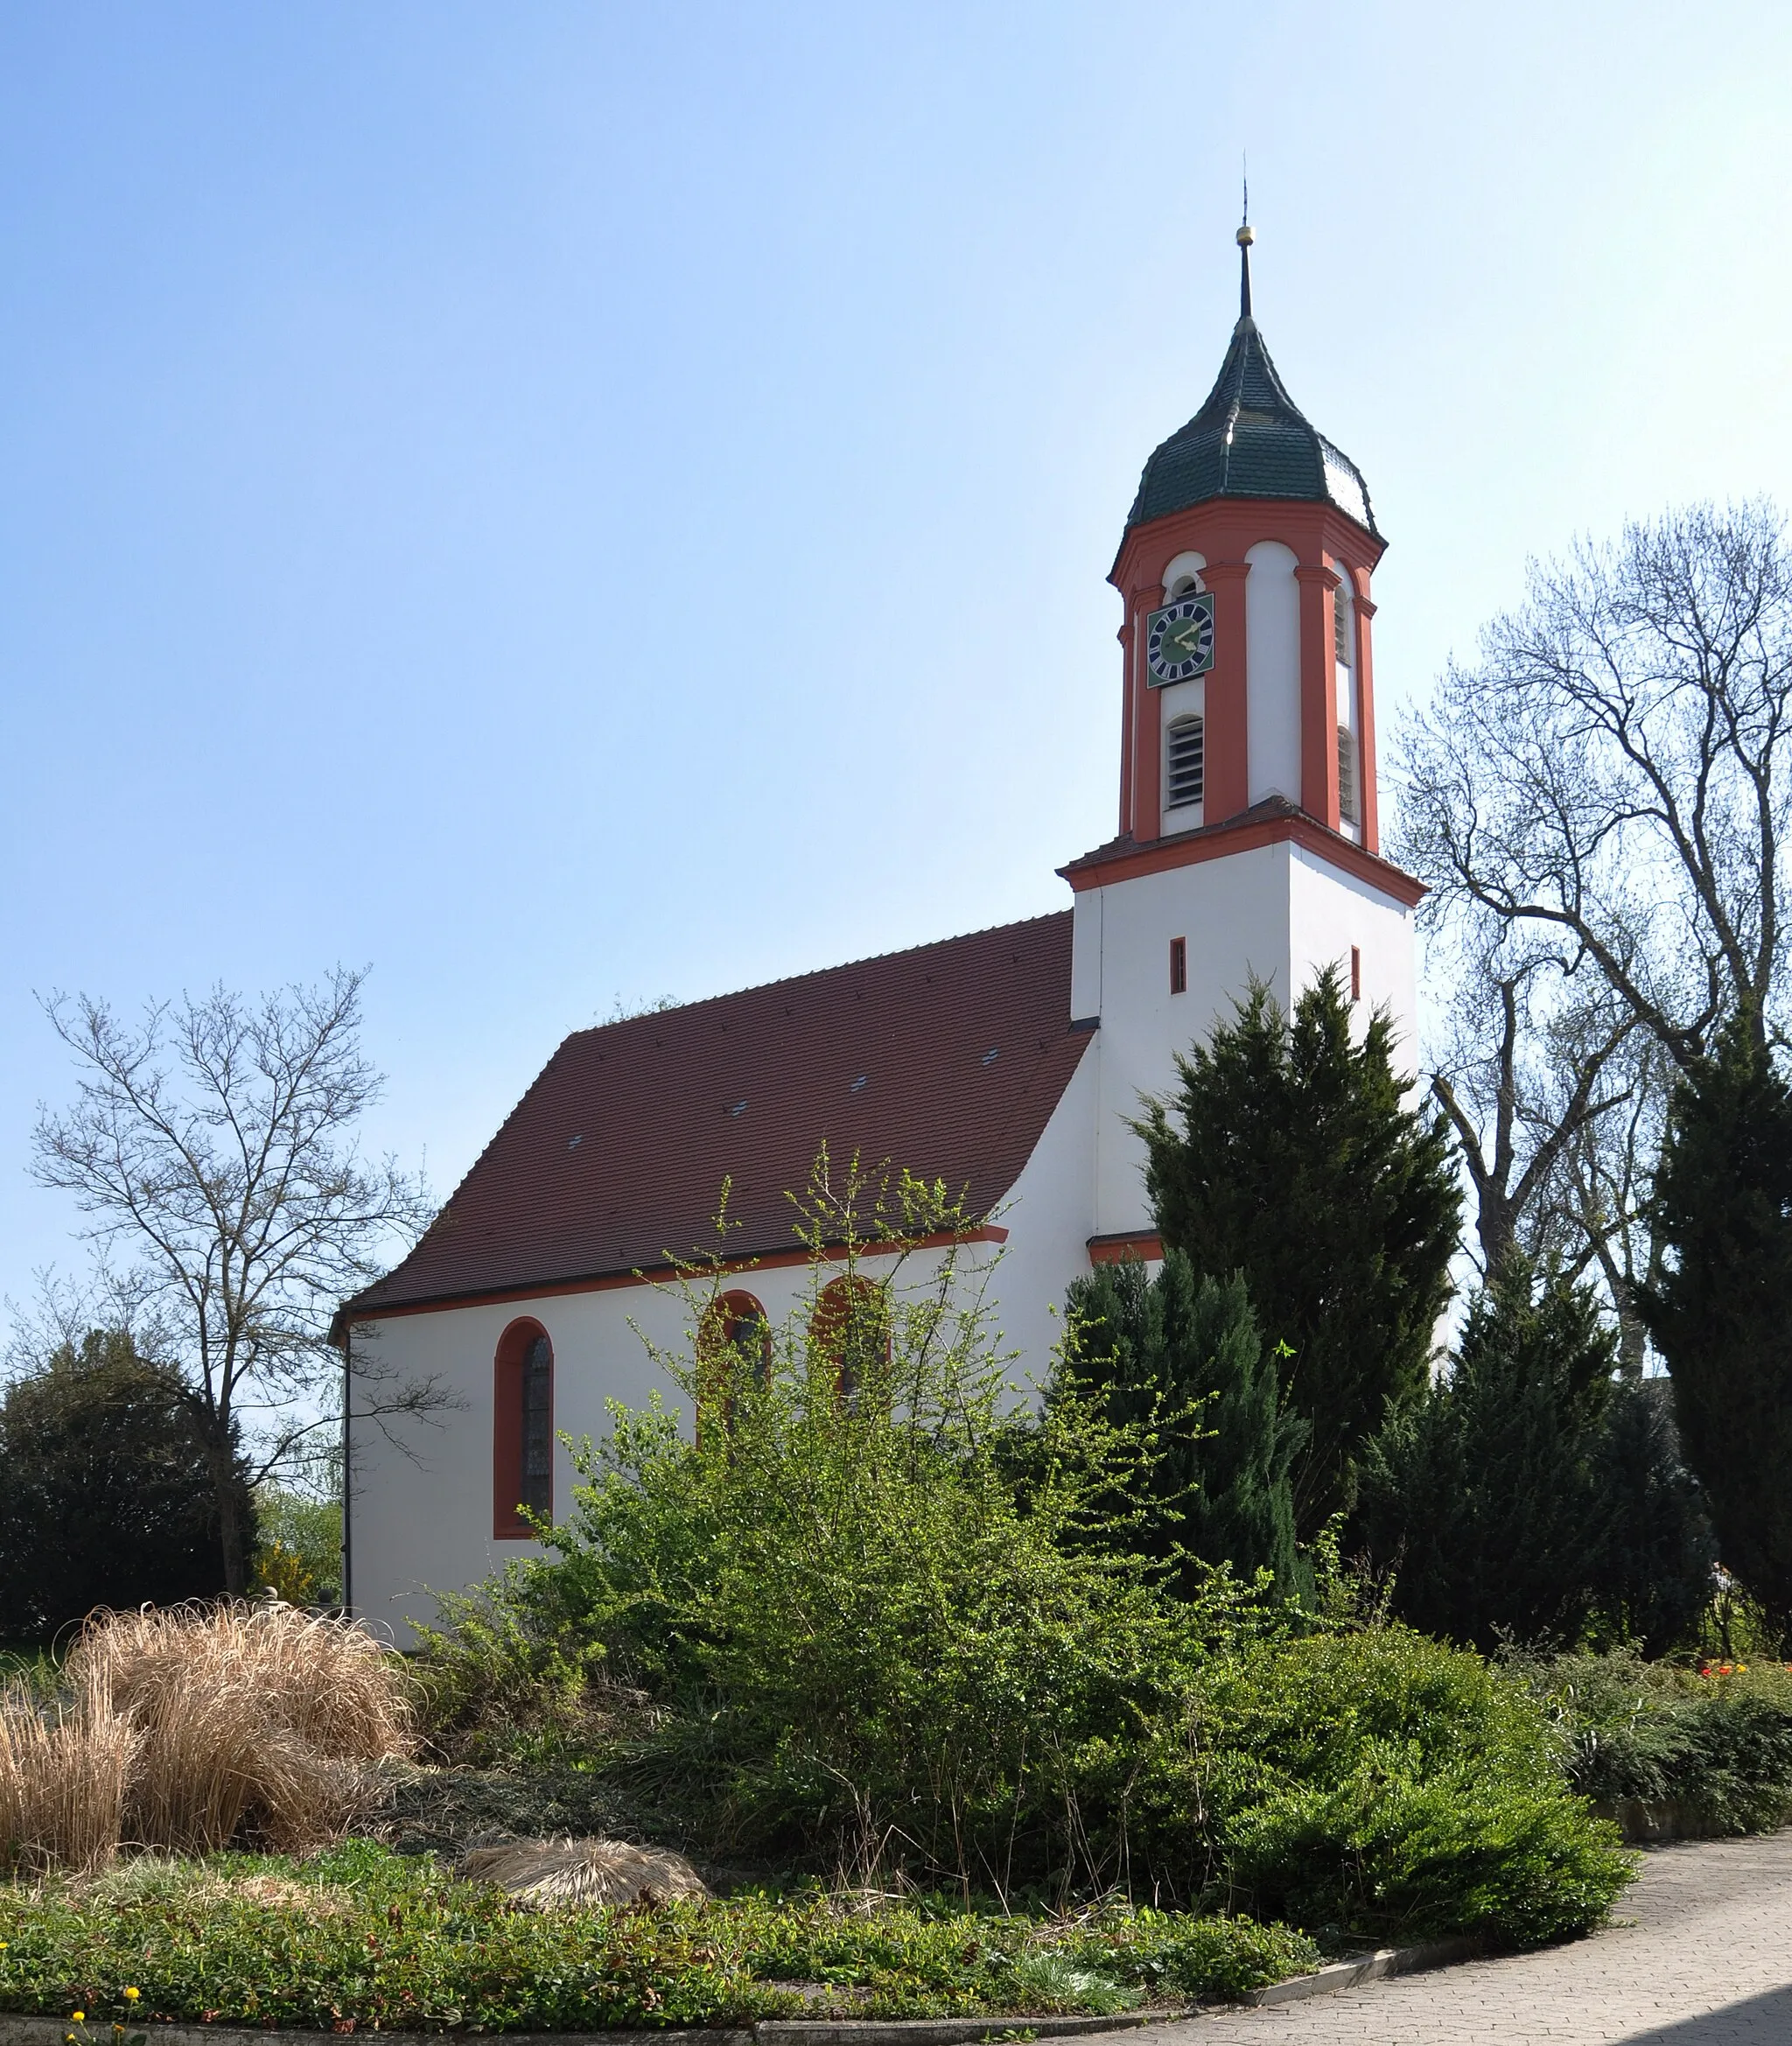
0, 1840, 1320, 2031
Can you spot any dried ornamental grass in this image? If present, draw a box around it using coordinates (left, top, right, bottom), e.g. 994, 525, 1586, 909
0, 1673, 137, 1876
60, 1601, 414, 1857
455, 1835, 710, 1909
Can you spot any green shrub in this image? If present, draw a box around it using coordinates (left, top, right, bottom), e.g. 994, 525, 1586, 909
1518, 1651, 1792, 1834
1168, 1629, 1634, 1945
419, 1164, 1250, 1895
0, 1839, 1320, 2027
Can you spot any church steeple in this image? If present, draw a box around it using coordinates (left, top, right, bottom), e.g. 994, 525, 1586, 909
1124, 225, 1378, 540
1096, 219, 1390, 862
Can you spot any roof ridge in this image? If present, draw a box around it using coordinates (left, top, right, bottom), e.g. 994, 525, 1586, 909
564, 908, 1074, 1044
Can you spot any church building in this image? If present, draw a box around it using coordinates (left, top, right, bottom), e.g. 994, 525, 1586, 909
339, 227, 1423, 1633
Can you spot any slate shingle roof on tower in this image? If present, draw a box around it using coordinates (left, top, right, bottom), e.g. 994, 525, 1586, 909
1126, 312, 1379, 538
343, 913, 1091, 1320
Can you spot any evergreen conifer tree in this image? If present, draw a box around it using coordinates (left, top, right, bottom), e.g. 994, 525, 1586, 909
1137, 965, 1460, 1532
1355, 1263, 1614, 1651
1588, 1377, 1716, 1652
1060, 1251, 1307, 1594
1639, 1016, 1792, 1641
0, 1329, 249, 1643
1356, 1261, 1715, 1654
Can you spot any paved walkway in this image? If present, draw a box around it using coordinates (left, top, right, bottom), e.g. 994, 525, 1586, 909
1102, 1831, 1792, 2044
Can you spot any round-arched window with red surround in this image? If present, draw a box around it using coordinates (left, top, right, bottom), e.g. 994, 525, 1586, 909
697, 1289, 772, 1443
493, 1318, 553, 1539
809, 1273, 890, 1409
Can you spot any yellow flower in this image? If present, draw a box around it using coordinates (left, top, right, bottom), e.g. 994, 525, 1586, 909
123, 1990, 140, 2002
73, 2013, 85, 2022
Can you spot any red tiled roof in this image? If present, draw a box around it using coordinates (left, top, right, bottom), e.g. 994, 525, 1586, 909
344, 913, 1090, 1321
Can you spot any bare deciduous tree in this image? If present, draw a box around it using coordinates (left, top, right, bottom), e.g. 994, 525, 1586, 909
1396, 501, 1792, 1297
30, 967, 450, 1592
1424, 927, 1637, 1279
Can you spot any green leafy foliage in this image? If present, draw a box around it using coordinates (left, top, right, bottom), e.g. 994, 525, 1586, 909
253, 1488, 343, 1608
1177, 1630, 1634, 1945
416, 1159, 1633, 1946
0, 1840, 1320, 2027
1516, 1651, 1792, 1835
418, 1161, 1248, 1895
1137, 967, 1460, 1534
1056, 1257, 1308, 1596
0, 1330, 249, 1644
1355, 1262, 1714, 1654
1641, 1016, 1792, 1642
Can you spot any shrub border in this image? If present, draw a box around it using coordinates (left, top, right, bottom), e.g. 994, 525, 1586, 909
0, 1936, 1486, 2046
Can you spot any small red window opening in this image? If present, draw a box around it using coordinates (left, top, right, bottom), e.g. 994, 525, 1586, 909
1169, 935, 1188, 995
810, 1274, 890, 1409
493, 1319, 554, 1539
697, 1288, 772, 1445
1350, 945, 1362, 1003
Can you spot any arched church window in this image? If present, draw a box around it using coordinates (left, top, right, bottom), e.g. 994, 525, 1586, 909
1168, 574, 1203, 601
810, 1274, 889, 1409
698, 1288, 772, 1442
493, 1319, 554, 1538
1338, 724, 1359, 826
1166, 714, 1205, 810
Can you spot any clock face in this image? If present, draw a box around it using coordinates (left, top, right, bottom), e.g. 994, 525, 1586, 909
1146, 595, 1215, 684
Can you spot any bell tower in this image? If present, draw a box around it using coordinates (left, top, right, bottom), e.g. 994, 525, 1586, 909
1062, 219, 1424, 1256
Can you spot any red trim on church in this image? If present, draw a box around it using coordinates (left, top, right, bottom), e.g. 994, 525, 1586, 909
1058, 802, 1425, 907
1088, 1231, 1164, 1265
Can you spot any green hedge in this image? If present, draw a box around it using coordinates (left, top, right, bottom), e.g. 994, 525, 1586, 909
0, 1841, 1320, 2030
1163, 1629, 1635, 1945
1521, 1652, 1792, 1834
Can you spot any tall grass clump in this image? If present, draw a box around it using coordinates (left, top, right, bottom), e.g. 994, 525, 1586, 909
2, 1603, 411, 1872
66, 1601, 414, 1853
0, 1672, 137, 1876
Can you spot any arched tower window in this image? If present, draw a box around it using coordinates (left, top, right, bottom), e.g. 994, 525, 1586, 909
698, 1288, 772, 1442
493, 1319, 554, 1538
1332, 568, 1360, 830
1166, 714, 1205, 810
809, 1274, 890, 1409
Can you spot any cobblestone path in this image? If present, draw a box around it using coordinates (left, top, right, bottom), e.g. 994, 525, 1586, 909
1103, 1831, 1792, 2043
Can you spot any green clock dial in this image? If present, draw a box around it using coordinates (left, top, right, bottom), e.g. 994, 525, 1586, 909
1145, 594, 1215, 685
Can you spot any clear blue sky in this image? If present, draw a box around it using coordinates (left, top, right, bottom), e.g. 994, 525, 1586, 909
5, 1, 1791, 1313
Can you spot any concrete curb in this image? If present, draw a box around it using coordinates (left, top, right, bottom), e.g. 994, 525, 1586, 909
0, 1941, 1489, 2046
1250, 1933, 1485, 2007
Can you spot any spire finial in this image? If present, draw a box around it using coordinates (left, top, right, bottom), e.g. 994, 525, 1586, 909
1236, 162, 1254, 321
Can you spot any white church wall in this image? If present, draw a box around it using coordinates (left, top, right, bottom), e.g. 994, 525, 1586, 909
1078, 841, 1294, 1240
1285, 844, 1419, 1065
346, 1230, 1012, 1642
974, 1042, 1099, 1397
1244, 540, 1301, 804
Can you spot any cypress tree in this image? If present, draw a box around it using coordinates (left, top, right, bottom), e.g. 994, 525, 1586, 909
1137, 965, 1460, 1532
1356, 1262, 1715, 1655
1060, 1251, 1308, 1594
1639, 1016, 1792, 1642
1588, 1377, 1716, 1653
1355, 1262, 1614, 1651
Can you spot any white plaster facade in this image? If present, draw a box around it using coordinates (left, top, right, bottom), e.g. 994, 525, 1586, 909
346, 839, 1415, 1641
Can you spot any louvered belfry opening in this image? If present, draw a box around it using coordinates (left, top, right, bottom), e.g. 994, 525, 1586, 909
1167, 715, 1206, 809
520, 1335, 554, 1514
1337, 724, 1358, 825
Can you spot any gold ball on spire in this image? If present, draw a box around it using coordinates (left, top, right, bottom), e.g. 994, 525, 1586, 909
1236, 222, 1256, 247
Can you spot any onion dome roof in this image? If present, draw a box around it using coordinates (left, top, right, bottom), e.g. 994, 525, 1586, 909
1126, 228, 1379, 539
